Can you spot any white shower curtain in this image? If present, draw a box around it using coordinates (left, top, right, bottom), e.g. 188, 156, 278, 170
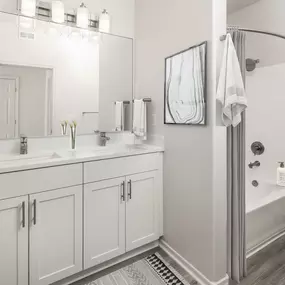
227, 30, 247, 283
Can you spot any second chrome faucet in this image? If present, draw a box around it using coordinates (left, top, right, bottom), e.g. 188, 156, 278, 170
20, 135, 28, 155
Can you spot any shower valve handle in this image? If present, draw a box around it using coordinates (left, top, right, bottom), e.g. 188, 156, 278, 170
248, 161, 261, 169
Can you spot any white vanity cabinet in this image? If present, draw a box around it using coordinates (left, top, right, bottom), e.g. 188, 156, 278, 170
125, 171, 159, 251
83, 153, 163, 270
84, 178, 126, 268
29, 186, 83, 285
0, 164, 83, 285
0, 150, 163, 285
0, 196, 29, 285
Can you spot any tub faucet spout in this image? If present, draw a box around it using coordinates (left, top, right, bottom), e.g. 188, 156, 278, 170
248, 161, 260, 169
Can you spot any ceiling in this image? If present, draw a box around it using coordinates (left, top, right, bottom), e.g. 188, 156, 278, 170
227, 0, 260, 14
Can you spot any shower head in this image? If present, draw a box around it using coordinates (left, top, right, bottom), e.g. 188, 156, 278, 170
246, 58, 260, 72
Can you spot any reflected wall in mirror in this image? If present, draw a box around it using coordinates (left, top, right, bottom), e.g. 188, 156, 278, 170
0, 11, 133, 139
99, 33, 133, 132
0, 64, 53, 139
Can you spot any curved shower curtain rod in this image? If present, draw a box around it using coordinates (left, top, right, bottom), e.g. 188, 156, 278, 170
220, 28, 285, 41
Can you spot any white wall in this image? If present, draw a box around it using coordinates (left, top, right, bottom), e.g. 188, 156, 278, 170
246, 63, 285, 209
135, 0, 227, 282
228, 0, 285, 67
213, 0, 228, 279
245, 63, 285, 251
0, 65, 48, 137
0, 0, 135, 38
228, 0, 285, 36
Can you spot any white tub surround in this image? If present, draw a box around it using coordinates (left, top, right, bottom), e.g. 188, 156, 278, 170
246, 188, 285, 256
0, 145, 163, 285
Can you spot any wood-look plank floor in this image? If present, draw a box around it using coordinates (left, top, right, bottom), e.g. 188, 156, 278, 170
239, 235, 285, 285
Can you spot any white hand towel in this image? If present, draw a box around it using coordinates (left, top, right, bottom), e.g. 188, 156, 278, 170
115, 101, 124, 131
217, 34, 248, 127
133, 99, 147, 140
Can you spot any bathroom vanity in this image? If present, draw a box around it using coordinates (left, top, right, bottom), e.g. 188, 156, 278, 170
0, 3, 162, 285
0, 145, 163, 285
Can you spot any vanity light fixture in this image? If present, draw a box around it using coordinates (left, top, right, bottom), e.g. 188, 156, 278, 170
99, 9, 110, 33
76, 3, 89, 29
52, 0, 65, 23
21, 0, 36, 17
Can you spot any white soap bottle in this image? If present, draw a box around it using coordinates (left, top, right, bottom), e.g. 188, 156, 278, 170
277, 162, 285, 186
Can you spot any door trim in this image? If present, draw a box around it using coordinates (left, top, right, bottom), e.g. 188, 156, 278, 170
0, 76, 19, 138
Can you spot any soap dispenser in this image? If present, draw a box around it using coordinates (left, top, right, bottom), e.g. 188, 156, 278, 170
277, 162, 285, 186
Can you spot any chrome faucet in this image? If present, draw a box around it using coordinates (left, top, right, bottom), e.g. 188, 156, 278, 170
98, 132, 110, 146
20, 135, 28, 155
248, 161, 260, 169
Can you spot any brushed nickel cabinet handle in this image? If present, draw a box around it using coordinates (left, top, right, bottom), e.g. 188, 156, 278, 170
128, 180, 132, 200
121, 181, 125, 202
22, 201, 25, 228
33, 199, 37, 225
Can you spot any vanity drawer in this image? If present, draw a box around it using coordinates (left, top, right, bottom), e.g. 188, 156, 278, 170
0, 163, 82, 200
84, 153, 160, 183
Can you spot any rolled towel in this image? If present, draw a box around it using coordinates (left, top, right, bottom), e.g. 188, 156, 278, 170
133, 99, 147, 140
115, 101, 124, 131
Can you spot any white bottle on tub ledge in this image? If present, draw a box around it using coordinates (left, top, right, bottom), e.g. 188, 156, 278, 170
277, 162, 285, 186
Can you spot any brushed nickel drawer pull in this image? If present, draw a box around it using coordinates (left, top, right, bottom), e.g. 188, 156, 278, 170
121, 181, 125, 202
22, 201, 25, 228
128, 180, 132, 200
33, 199, 37, 225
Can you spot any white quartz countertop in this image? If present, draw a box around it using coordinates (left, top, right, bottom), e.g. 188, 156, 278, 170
0, 144, 164, 174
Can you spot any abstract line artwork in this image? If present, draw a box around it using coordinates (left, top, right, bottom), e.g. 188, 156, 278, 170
164, 42, 207, 125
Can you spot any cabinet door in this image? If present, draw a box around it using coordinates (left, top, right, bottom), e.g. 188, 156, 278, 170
126, 171, 159, 251
29, 186, 82, 285
0, 196, 28, 285
84, 178, 126, 269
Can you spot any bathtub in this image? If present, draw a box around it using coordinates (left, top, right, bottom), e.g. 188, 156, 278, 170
246, 184, 285, 256
245, 62, 285, 256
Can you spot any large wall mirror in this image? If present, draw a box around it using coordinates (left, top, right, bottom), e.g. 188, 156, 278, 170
0, 8, 133, 139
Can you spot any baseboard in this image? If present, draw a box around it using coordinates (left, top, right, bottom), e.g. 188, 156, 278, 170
159, 240, 229, 285
247, 228, 285, 258
54, 241, 159, 285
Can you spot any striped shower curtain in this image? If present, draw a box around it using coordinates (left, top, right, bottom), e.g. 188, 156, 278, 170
227, 30, 247, 283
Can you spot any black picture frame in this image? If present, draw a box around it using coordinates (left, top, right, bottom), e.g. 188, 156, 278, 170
164, 41, 207, 126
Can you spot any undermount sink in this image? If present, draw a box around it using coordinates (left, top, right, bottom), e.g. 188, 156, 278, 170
77, 145, 149, 158
125, 144, 149, 151
0, 152, 61, 164
95, 145, 149, 154
92, 149, 117, 156
93, 145, 149, 155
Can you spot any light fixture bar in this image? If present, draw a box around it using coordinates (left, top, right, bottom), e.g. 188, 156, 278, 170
35, 5, 99, 28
